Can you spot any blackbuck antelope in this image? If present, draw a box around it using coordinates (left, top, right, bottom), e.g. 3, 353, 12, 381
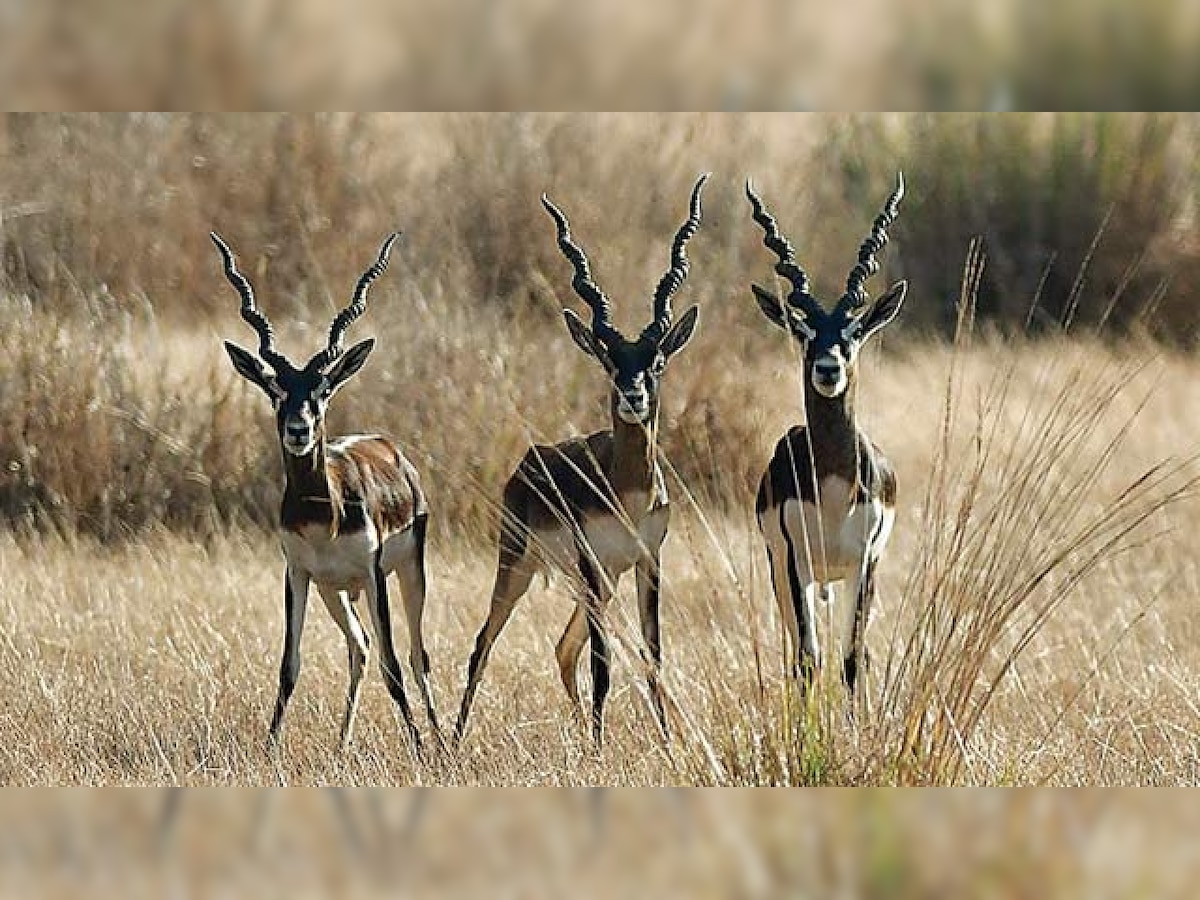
214, 231, 439, 752
455, 175, 708, 746
746, 174, 907, 713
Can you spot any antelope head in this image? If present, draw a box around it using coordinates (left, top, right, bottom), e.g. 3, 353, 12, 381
542, 174, 707, 426
216, 232, 399, 456
747, 174, 907, 399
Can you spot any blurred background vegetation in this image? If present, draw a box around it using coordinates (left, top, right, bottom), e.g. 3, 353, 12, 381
5, 0, 1200, 109
0, 113, 1197, 540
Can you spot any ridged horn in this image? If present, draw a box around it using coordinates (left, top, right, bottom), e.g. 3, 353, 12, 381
211, 232, 290, 373
745, 180, 823, 319
311, 232, 400, 371
644, 173, 709, 343
542, 193, 619, 344
837, 171, 904, 315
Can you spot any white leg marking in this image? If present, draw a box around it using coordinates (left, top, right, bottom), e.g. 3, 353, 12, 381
318, 587, 370, 750
801, 582, 821, 671
390, 529, 439, 733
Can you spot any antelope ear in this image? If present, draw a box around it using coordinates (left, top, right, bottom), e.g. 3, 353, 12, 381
659, 305, 699, 359
751, 284, 789, 331
562, 308, 606, 361
857, 280, 907, 342
321, 338, 375, 396
224, 341, 280, 398
753, 285, 816, 341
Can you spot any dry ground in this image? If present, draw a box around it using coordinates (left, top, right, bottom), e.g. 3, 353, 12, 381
2, 339, 1198, 789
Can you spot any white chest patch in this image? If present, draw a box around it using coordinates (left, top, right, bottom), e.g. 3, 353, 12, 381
776, 477, 888, 584
523, 504, 669, 582
281, 521, 381, 593
760, 475, 895, 666
582, 507, 667, 575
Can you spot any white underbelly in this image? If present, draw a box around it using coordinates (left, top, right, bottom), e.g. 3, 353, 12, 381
523, 508, 667, 580
281, 523, 381, 593
583, 516, 661, 573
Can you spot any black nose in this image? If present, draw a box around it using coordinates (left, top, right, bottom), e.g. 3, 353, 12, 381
814, 362, 840, 378
286, 423, 309, 437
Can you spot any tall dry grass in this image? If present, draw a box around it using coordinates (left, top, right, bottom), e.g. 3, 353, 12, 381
869, 246, 1196, 784
1, 325, 1195, 787
2, 114, 1200, 791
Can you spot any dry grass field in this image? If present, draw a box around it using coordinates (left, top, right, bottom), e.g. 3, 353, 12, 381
4, 117, 1200, 900
2, 115, 1199, 789
5, 112, 1200, 894
2, 329, 1197, 790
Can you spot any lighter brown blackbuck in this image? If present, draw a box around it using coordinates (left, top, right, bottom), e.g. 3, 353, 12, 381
455, 175, 708, 747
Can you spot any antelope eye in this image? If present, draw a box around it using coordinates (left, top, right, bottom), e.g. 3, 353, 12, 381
787, 313, 815, 340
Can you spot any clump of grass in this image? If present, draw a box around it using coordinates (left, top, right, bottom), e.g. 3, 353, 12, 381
864, 244, 1197, 784
687, 243, 1196, 787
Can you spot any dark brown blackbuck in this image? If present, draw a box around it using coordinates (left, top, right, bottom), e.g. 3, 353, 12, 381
455, 175, 709, 747
745, 174, 907, 716
214, 231, 439, 753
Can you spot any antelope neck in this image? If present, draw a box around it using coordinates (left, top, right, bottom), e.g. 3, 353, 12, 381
609, 394, 659, 496
802, 368, 860, 481
282, 431, 335, 511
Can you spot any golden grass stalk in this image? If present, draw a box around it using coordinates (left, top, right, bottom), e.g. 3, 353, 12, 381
866, 243, 1198, 784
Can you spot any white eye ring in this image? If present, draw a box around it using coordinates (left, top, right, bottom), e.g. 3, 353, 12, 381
791, 316, 816, 341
